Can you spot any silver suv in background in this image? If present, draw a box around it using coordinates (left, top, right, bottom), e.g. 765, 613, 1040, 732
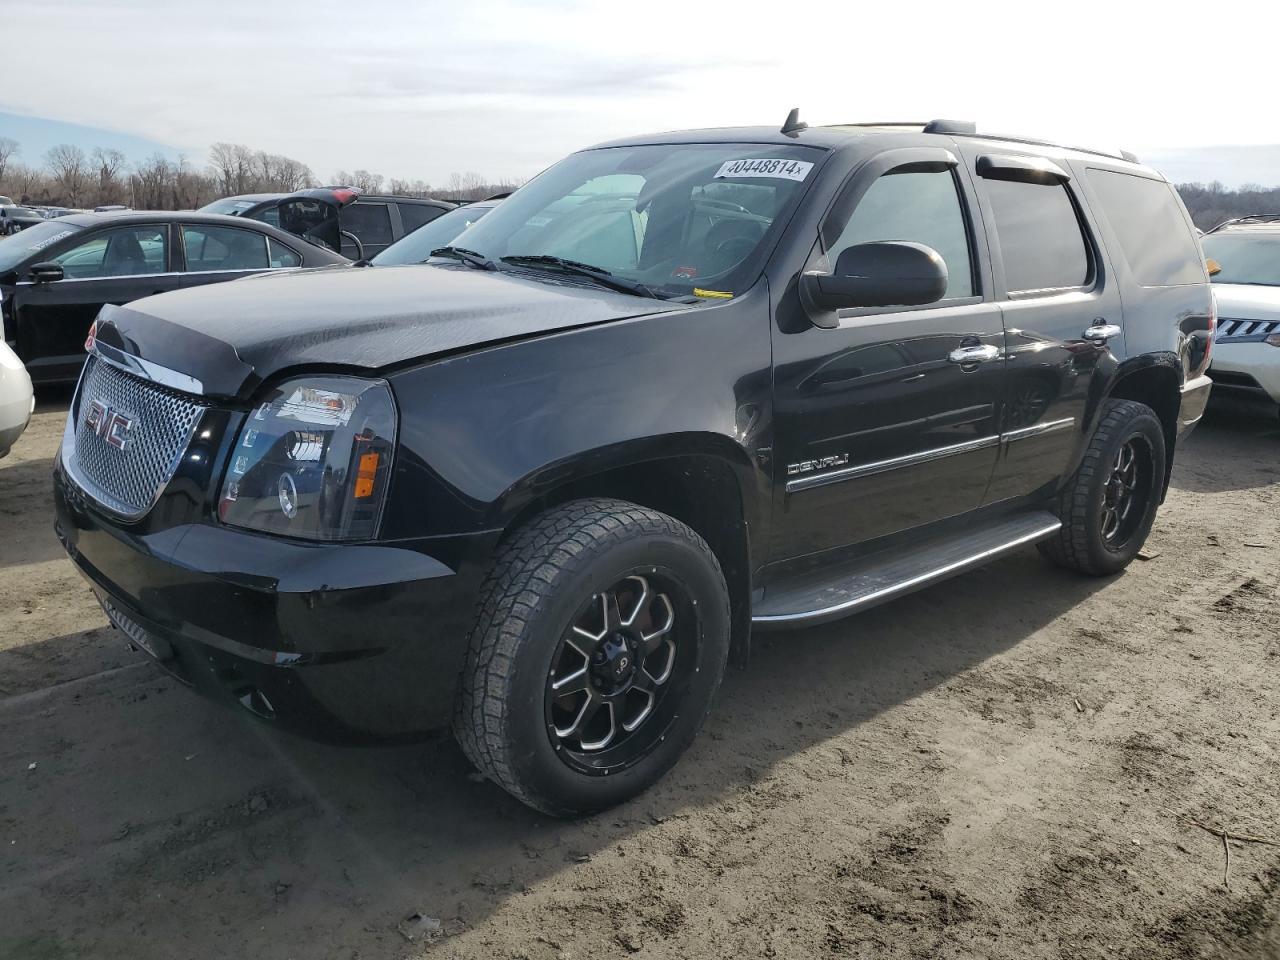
1200, 216, 1280, 415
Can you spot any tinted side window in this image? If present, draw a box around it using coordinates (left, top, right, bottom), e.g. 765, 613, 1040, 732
1086, 169, 1203, 286
398, 203, 445, 234
52, 226, 167, 278
268, 238, 301, 268
829, 170, 974, 300
182, 225, 269, 272
343, 202, 394, 245
982, 179, 1089, 293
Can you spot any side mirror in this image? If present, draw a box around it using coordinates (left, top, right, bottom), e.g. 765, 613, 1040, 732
801, 241, 948, 327
1205, 257, 1222, 277
29, 262, 64, 284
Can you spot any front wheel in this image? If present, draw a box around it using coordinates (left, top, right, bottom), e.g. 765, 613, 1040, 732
1038, 399, 1166, 576
453, 498, 731, 817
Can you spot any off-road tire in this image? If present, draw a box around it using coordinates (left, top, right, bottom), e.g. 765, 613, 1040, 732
453, 498, 731, 817
1038, 399, 1166, 576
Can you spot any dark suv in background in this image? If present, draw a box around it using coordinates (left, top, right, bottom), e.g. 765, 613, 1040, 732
54, 115, 1213, 816
199, 188, 455, 259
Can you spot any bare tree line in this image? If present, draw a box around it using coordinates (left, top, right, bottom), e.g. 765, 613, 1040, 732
6, 133, 1271, 226
0, 136, 523, 210
1176, 181, 1280, 231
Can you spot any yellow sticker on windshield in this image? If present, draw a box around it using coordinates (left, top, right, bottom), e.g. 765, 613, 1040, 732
693, 288, 733, 299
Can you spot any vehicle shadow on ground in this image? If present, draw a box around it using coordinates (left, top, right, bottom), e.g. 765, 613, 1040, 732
33, 385, 75, 415
0, 456, 61, 570
1168, 404, 1280, 495
0, 548, 1113, 959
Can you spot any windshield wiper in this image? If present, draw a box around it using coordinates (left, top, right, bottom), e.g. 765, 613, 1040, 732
500, 254, 665, 299
429, 246, 497, 270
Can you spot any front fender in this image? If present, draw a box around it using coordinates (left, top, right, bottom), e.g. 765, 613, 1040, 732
381, 289, 774, 558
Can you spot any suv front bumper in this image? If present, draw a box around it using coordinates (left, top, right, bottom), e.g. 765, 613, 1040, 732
1210, 342, 1280, 405
53, 460, 492, 742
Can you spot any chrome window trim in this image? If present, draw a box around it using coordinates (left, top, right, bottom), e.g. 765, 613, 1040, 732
785, 434, 1000, 494
92, 340, 204, 395
15, 271, 180, 285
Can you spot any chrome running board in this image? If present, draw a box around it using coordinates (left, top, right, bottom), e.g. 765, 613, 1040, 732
751, 511, 1061, 630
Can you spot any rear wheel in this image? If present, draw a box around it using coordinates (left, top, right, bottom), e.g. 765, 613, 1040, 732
1038, 399, 1165, 576
453, 498, 730, 816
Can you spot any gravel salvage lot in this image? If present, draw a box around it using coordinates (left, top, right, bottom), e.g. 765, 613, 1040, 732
1, 393, 1278, 960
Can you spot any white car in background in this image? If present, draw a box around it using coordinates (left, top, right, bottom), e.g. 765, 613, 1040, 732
0, 339, 34, 458
1200, 217, 1280, 417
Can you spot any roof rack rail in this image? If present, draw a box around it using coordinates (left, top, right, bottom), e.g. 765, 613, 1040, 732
922, 119, 976, 135
1206, 214, 1280, 233
961, 131, 1138, 164
828, 120, 1139, 164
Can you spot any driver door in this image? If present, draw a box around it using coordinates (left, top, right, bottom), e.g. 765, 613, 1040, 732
770, 151, 1007, 561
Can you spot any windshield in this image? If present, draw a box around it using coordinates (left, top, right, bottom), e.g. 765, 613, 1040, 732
1201, 233, 1280, 286
452, 143, 824, 298
0, 220, 83, 272
372, 203, 497, 265
199, 198, 266, 217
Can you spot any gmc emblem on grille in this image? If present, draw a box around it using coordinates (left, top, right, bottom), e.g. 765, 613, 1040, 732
85, 400, 136, 451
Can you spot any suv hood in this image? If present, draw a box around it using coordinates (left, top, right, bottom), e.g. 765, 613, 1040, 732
1212, 282, 1280, 319
93, 264, 692, 399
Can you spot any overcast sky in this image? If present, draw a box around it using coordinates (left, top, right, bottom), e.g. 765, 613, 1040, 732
2, 0, 1278, 185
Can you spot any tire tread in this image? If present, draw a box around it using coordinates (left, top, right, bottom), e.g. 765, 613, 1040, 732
453, 497, 726, 814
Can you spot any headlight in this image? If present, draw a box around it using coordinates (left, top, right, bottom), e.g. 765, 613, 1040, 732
217, 376, 397, 541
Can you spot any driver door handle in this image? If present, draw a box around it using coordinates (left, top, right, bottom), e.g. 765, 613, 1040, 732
948, 344, 1001, 364
1083, 322, 1123, 341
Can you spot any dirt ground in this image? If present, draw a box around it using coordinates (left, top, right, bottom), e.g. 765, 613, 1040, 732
1, 390, 1278, 960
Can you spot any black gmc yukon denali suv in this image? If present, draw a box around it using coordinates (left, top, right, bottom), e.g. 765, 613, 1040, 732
54, 116, 1214, 816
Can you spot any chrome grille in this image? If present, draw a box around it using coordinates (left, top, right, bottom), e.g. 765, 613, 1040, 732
67, 356, 207, 519
1216, 317, 1280, 343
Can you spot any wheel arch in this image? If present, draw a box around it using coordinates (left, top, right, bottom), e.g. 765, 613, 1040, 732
489, 433, 762, 664
1101, 355, 1182, 499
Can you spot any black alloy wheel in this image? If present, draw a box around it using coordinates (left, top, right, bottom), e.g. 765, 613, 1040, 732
1099, 436, 1152, 549
547, 572, 690, 773
453, 498, 731, 817
1038, 398, 1166, 576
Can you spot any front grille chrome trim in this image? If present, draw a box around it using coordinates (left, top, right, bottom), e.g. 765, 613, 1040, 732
93, 340, 205, 395
63, 357, 207, 521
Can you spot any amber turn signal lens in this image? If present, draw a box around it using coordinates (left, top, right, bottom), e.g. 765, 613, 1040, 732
354, 451, 380, 499
1205, 258, 1222, 277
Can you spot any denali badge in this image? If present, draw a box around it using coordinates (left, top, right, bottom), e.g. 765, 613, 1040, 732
787, 453, 849, 477
85, 400, 136, 451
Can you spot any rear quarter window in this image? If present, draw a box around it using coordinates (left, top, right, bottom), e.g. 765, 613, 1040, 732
1086, 169, 1204, 286
343, 202, 394, 245
398, 203, 446, 234
981, 178, 1091, 294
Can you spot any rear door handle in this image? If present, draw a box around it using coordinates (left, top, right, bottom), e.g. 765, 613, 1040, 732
948, 344, 1001, 364
1083, 323, 1123, 341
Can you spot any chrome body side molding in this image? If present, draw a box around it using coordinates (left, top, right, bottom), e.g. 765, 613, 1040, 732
785, 435, 1000, 493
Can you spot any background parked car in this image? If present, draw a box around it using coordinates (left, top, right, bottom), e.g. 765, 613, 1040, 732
0, 206, 47, 235
0, 338, 34, 458
199, 188, 455, 259
1200, 216, 1280, 417
0, 210, 349, 384
370, 199, 501, 265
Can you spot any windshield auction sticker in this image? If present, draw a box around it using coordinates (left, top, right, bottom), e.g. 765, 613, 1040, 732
714, 159, 814, 181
